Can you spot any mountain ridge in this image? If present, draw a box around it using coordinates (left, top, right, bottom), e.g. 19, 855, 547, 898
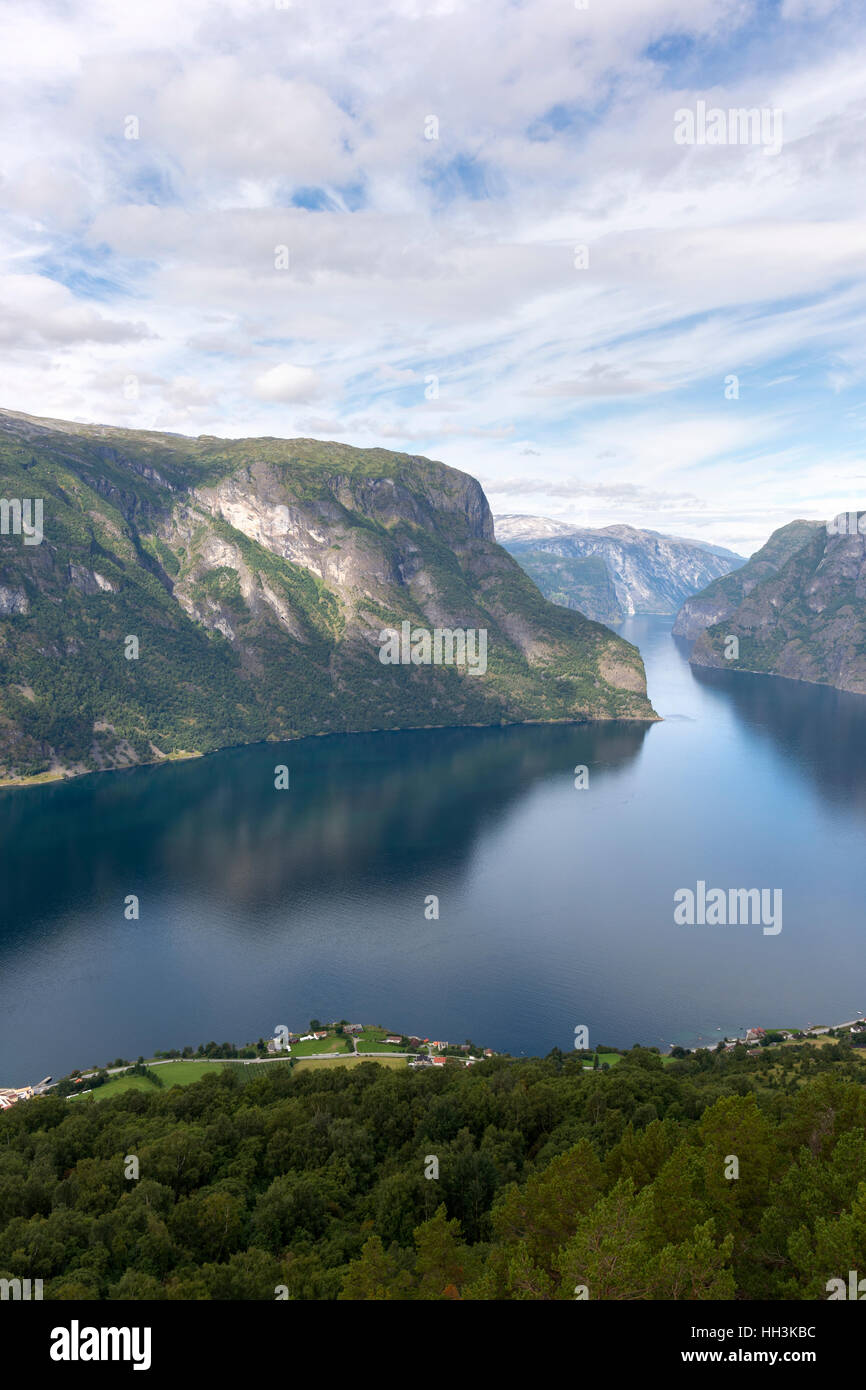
678, 515, 866, 695
0, 410, 656, 784
672, 519, 823, 641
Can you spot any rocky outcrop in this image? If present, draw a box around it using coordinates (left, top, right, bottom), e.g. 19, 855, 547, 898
0, 584, 28, 615
68, 564, 116, 595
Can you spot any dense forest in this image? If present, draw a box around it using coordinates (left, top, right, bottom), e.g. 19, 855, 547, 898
1, 1044, 865, 1300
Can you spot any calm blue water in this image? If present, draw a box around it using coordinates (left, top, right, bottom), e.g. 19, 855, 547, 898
2, 615, 865, 1082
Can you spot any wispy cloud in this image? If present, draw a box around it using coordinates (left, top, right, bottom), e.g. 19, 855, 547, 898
0, 0, 864, 551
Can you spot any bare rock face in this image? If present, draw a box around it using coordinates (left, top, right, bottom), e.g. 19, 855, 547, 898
0, 410, 657, 783
68, 564, 116, 595
686, 516, 866, 695
0, 584, 28, 615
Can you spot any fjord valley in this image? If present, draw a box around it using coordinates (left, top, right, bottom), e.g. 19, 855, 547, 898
5, 615, 866, 1085
0, 409, 654, 786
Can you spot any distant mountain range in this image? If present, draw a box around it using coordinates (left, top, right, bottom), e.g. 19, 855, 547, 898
674, 516, 866, 695
0, 411, 656, 784
495, 515, 745, 624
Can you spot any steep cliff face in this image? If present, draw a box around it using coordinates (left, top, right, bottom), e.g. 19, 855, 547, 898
0, 410, 656, 783
497, 516, 743, 623
672, 520, 822, 639
687, 516, 866, 693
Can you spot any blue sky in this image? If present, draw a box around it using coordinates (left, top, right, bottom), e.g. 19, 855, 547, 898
0, 0, 864, 554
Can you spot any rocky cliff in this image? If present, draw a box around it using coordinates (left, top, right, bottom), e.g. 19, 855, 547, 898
685, 516, 866, 694
672, 520, 823, 640
0, 410, 657, 783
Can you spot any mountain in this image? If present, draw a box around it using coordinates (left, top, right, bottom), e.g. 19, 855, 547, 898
491, 514, 578, 543
672, 520, 824, 640
683, 515, 866, 694
495, 516, 745, 624
0, 410, 656, 784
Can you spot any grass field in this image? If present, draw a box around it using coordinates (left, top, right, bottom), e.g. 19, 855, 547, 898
356, 1029, 405, 1053
293, 1055, 408, 1073
70, 1074, 158, 1101
72, 1058, 292, 1101
581, 1052, 623, 1069
287, 1035, 353, 1057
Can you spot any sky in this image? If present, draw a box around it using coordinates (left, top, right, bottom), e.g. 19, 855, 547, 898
1, 0, 865, 556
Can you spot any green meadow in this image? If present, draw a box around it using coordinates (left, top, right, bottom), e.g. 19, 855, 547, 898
70, 1059, 291, 1101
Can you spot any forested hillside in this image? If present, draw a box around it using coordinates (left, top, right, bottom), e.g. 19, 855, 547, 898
0, 410, 654, 783
1, 1045, 864, 1300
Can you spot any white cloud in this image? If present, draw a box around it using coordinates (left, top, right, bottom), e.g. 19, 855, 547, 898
252, 363, 323, 403
0, 0, 864, 552
0, 274, 152, 348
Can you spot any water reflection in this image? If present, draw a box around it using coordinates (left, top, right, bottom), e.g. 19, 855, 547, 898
689, 663, 866, 818
0, 721, 649, 938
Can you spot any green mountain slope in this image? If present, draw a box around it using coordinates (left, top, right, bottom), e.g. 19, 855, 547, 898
501, 550, 622, 624
672, 520, 823, 640
0, 409, 656, 782
687, 515, 866, 693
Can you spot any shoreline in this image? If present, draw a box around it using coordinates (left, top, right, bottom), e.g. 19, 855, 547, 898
0, 747, 204, 791
8, 1007, 866, 1099
3, 1021, 499, 1097
0, 710, 660, 793
673, 1011, 865, 1055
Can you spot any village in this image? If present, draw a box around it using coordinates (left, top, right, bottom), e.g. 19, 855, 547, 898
0, 1074, 53, 1112
265, 1021, 497, 1069
4, 1015, 866, 1113
684, 1018, 866, 1059
0, 1022, 499, 1110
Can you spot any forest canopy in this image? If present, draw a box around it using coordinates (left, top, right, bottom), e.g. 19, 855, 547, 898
1, 1044, 864, 1300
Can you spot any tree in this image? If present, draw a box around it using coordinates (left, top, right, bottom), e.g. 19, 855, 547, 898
338, 1236, 410, 1300
413, 1206, 471, 1300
